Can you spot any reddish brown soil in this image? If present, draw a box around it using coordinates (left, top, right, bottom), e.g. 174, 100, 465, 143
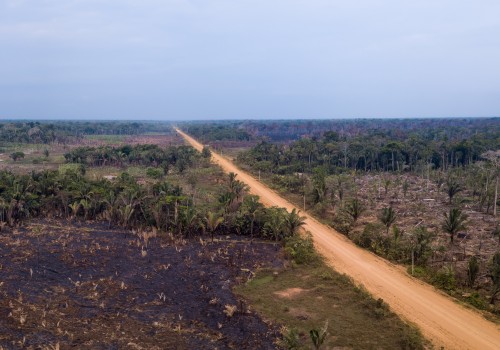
0, 221, 281, 349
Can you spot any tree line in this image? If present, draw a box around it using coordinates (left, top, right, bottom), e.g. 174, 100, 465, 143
182, 123, 252, 142
0, 121, 174, 144
237, 124, 498, 174
0, 148, 305, 244
64, 144, 199, 173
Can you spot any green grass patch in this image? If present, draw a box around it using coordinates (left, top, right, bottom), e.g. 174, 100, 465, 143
236, 256, 427, 349
84, 135, 127, 143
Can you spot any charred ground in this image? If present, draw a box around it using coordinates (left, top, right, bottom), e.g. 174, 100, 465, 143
0, 220, 281, 349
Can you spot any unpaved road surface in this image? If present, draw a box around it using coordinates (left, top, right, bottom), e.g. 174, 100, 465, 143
177, 128, 500, 350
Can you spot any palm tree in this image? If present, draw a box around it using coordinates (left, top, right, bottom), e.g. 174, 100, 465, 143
227, 172, 248, 204
103, 190, 119, 228
150, 200, 164, 232
231, 180, 249, 202
344, 198, 364, 222
242, 195, 263, 238
119, 204, 135, 228
69, 201, 80, 219
119, 189, 140, 227
263, 207, 286, 242
55, 189, 70, 218
218, 191, 235, 214
228, 172, 238, 190
379, 206, 397, 234
80, 198, 91, 220
179, 206, 198, 237
284, 208, 306, 238
203, 211, 224, 242
410, 226, 435, 265
442, 208, 467, 243
446, 179, 463, 204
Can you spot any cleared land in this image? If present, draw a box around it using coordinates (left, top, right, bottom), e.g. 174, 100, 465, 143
0, 221, 281, 349
177, 127, 500, 350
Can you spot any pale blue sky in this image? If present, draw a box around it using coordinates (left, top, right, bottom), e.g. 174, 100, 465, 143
1, 0, 499, 119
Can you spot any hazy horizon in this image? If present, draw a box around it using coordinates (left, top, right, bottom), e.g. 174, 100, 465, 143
1, 1, 499, 120
0, 116, 500, 123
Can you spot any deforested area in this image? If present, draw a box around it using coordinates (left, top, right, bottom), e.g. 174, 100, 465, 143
3, 2, 500, 348
0, 121, 426, 349
183, 118, 500, 317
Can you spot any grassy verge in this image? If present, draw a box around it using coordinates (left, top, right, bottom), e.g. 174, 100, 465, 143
235, 235, 428, 349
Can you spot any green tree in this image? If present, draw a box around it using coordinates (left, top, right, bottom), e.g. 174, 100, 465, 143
467, 256, 480, 288
379, 206, 397, 234
445, 179, 463, 204
344, 198, 364, 223
263, 207, 286, 242
488, 252, 500, 304
10, 151, 25, 162
311, 167, 327, 204
203, 211, 224, 242
201, 146, 211, 158
409, 227, 434, 266
218, 191, 235, 214
492, 225, 500, 245
231, 180, 248, 203
482, 150, 500, 216
179, 206, 199, 238
442, 208, 467, 244
284, 208, 306, 238
242, 195, 263, 238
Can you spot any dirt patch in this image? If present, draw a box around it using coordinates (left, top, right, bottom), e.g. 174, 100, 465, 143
288, 307, 314, 321
274, 287, 309, 299
0, 220, 281, 349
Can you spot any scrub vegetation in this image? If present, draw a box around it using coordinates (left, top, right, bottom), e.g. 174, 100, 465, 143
183, 118, 500, 317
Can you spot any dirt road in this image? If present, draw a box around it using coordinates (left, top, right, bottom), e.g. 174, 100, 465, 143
176, 128, 500, 350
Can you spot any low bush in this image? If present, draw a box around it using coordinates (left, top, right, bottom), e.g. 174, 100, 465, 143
284, 233, 319, 265
146, 167, 164, 179
432, 266, 456, 292
331, 211, 353, 235
466, 292, 487, 310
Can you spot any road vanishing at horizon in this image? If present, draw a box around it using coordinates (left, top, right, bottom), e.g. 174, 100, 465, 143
176, 128, 500, 350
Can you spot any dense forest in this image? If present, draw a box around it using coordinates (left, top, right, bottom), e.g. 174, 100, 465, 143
0, 121, 174, 144
183, 122, 252, 142
180, 118, 499, 172
239, 118, 499, 142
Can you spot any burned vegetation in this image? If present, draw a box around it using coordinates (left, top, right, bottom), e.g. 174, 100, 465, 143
0, 221, 282, 349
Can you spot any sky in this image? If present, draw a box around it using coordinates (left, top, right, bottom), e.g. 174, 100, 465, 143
0, 0, 499, 120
